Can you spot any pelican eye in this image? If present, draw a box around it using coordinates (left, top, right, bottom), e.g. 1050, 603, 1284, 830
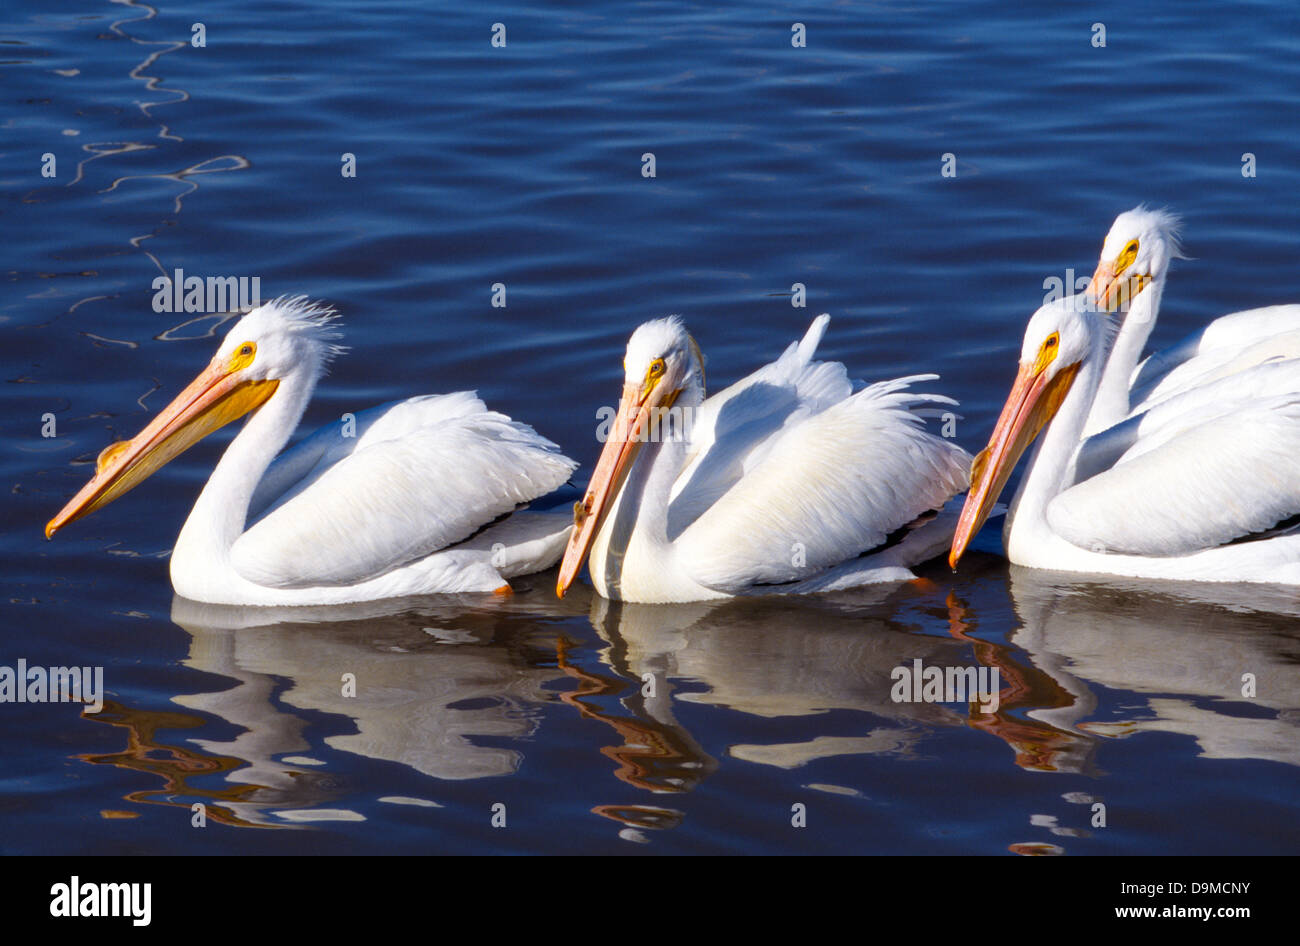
1033, 332, 1061, 373
1115, 239, 1139, 273
647, 358, 666, 379
229, 341, 257, 371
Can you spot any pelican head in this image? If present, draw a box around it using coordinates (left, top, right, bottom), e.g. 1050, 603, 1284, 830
1086, 206, 1183, 311
949, 297, 1093, 568
212, 296, 344, 383
622, 316, 704, 400
45, 296, 342, 539
555, 316, 704, 597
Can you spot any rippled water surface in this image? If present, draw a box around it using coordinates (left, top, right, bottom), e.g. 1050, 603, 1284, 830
3, 0, 1299, 854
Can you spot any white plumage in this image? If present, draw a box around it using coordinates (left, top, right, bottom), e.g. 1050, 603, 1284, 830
1052, 394, 1300, 556
47, 298, 577, 605
951, 294, 1300, 585
676, 373, 971, 591
1084, 206, 1300, 435
232, 393, 575, 589
557, 315, 971, 602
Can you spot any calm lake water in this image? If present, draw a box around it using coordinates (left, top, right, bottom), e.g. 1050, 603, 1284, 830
3, 0, 1298, 855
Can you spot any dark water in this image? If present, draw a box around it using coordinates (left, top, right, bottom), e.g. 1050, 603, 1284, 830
3, 0, 1298, 854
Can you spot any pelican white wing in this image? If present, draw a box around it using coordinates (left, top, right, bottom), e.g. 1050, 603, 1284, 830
1051, 392, 1300, 556
1075, 358, 1300, 482
1129, 304, 1300, 411
667, 314, 855, 536
232, 392, 576, 588
676, 375, 970, 592
247, 394, 476, 518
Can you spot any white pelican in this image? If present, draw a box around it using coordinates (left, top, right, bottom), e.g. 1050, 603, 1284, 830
949, 295, 1300, 583
46, 297, 578, 605
1082, 206, 1300, 437
555, 315, 971, 603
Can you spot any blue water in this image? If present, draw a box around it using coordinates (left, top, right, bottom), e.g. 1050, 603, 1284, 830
2, 0, 1298, 854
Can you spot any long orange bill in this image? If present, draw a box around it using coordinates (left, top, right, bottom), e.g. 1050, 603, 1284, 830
1085, 260, 1117, 310
45, 362, 278, 539
555, 380, 676, 598
948, 359, 1080, 569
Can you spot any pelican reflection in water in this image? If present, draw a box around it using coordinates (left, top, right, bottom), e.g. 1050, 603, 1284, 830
75, 578, 1299, 843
